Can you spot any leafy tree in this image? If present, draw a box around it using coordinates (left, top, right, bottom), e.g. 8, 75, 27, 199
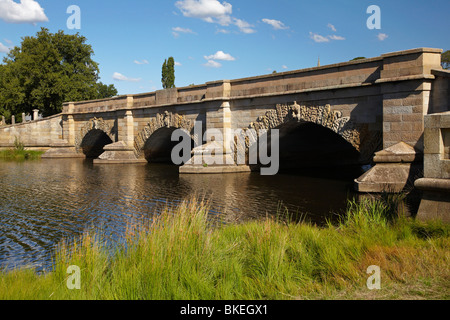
0, 28, 116, 117
442, 50, 450, 70
351, 57, 366, 61
95, 82, 118, 99
161, 57, 175, 89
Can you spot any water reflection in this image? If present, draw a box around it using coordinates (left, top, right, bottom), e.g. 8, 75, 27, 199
0, 159, 356, 271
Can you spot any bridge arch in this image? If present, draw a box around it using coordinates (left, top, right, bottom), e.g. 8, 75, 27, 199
235, 102, 382, 175
248, 103, 362, 151
75, 118, 116, 158
134, 111, 196, 163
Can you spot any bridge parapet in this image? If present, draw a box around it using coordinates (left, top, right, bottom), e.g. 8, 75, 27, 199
62, 48, 442, 115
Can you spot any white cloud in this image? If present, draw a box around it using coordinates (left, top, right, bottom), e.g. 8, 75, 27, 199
172, 27, 196, 34
175, 0, 255, 34
203, 60, 222, 68
175, 0, 232, 25
262, 18, 288, 30
233, 18, 256, 34
3, 38, 12, 45
309, 32, 330, 43
175, 61, 182, 66
282, 65, 288, 69
134, 59, 149, 65
0, 42, 10, 53
328, 35, 345, 41
0, 0, 48, 24
327, 23, 337, 32
113, 72, 141, 82
216, 28, 230, 34
310, 32, 346, 43
204, 50, 235, 61
172, 26, 197, 38
377, 33, 388, 41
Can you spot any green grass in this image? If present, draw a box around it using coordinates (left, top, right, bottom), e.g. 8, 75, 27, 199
0, 149, 44, 161
0, 137, 44, 161
0, 196, 448, 300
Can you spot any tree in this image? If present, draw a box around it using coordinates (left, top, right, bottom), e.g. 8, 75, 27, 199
0, 28, 116, 117
442, 50, 450, 70
95, 82, 118, 99
161, 57, 175, 89
351, 57, 366, 61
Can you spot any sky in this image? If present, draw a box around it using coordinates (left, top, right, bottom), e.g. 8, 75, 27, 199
0, 0, 449, 95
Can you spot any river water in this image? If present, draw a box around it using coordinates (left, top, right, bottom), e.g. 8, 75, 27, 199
0, 159, 358, 272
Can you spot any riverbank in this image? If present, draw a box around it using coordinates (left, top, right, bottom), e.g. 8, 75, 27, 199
0, 195, 448, 300
0, 149, 44, 161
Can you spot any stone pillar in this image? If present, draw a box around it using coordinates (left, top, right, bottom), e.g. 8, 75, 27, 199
415, 112, 450, 222
66, 103, 76, 145
33, 109, 39, 121
222, 101, 232, 155
378, 48, 442, 152
22, 113, 26, 123
125, 95, 135, 148
11, 115, 15, 125
125, 110, 135, 148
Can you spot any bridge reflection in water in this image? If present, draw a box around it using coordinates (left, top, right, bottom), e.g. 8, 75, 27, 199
0, 158, 357, 271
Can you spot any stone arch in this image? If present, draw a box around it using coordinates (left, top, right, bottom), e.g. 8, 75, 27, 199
134, 111, 196, 158
238, 102, 381, 163
75, 117, 116, 155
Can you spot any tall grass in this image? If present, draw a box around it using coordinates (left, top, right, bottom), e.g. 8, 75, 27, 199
0, 196, 448, 300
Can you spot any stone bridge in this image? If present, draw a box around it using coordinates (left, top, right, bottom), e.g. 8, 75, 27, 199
1, 48, 449, 195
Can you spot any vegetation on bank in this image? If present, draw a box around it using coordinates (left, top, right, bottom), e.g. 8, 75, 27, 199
0, 138, 43, 161
0, 195, 448, 300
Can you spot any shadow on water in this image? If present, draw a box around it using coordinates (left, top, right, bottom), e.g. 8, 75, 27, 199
0, 158, 359, 272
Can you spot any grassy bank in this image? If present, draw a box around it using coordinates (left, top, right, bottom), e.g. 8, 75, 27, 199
0, 196, 448, 300
0, 138, 43, 161
0, 149, 44, 161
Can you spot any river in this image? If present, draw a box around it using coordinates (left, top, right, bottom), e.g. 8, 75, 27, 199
0, 158, 358, 272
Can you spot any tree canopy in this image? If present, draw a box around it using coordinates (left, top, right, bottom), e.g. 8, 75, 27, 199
0, 28, 117, 117
161, 57, 175, 89
351, 57, 366, 61
95, 82, 118, 100
442, 50, 450, 70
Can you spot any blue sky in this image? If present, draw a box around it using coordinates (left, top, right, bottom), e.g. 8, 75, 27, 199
0, 0, 449, 95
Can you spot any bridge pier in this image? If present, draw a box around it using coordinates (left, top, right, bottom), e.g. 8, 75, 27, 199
180, 100, 251, 173
354, 142, 422, 192
415, 111, 450, 222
